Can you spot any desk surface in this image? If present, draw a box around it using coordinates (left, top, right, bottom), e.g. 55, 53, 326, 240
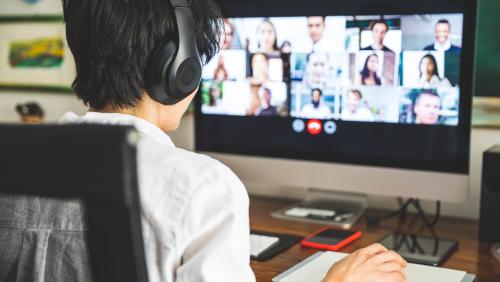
249, 196, 500, 282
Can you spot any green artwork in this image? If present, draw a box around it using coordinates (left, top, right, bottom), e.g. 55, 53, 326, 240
475, 0, 500, 97
9, 37, 64, 68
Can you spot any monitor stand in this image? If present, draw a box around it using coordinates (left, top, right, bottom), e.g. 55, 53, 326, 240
270, 189, 367, 229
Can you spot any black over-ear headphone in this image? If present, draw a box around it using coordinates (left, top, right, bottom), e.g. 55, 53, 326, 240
147, 0, 202, 105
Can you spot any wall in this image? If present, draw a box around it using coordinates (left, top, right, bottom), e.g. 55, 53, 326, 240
169, 113, 500, 220
475, 0, 500, 97
0, 90, 86, 122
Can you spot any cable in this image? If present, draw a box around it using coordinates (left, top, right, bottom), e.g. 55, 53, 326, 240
414, 199, 441, 229
366, 198, 414, 227
367, 198, 441, 231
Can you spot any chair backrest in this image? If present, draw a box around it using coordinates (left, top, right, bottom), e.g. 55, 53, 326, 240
0, 124, 149, 282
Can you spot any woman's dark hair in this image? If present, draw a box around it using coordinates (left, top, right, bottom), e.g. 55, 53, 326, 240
62, 0, 223, 110
257, 18, 278, 51
213, 57, 228, 80
280, 40, 291, 51
208, 83, 219, 106
360, 54, 381, 85
419, 53, 440, 79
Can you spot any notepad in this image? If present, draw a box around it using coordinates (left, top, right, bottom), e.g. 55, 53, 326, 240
273, 251, 476, 282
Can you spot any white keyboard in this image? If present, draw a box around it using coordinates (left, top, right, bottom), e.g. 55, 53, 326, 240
250, 234, 280, 257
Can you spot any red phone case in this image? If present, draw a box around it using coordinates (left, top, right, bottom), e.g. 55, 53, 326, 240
301, 226, 362, 251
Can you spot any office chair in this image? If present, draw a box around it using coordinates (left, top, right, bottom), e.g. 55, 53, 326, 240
0, 124, 149, 282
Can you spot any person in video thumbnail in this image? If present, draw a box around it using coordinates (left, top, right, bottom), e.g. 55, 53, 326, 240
249, 52, 269, 84
341, 89, 374, 122
361, 19, 394, 53
414, 90, 441, 125
358, 53, 382, 86
213, 56, 228, 81
417, 54, 451, 88
307, 16, 328, 52
303, 51, 329, 88
256, 18, 279, 54
423, 19, 461, 53
202, 83, 225, 115
257, 87, 277, 116
300, 88, 332, 119
220, 19, 235, 50
208, 83, 221, 106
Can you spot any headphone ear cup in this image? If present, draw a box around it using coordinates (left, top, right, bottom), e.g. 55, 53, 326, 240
167, 56, 202, 100
146, 41, 178, 105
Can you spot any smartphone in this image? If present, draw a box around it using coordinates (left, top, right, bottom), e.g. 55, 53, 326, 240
301, 227, 362, 251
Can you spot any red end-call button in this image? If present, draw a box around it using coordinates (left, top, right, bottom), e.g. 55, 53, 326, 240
307, 119, 322, 135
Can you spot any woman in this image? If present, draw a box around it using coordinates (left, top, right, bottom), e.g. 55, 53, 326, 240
213, 56, 228, 81
417, 53, 451, 88
359, 53, 382, 85
249, 52, 270, 84
208, 83, 221, 106
202, 82, 225, 115
256, 19, 279, 54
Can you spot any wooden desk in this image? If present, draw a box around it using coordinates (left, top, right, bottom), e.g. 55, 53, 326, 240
249, 196, 500, 282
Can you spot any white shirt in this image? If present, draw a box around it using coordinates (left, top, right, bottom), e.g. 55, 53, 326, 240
341, 107, 375, 122
311, 37, 330, 53
416, 75, 452, 88
434, 40, 452, 52
300, 103, 332, 119
58, 111, 255, 282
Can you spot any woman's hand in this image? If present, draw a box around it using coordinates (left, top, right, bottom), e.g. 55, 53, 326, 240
322, 243, 407, 282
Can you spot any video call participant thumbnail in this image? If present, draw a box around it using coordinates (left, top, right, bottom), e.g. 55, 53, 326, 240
423, 19, 461, 53
256, 18, 279, 54
303, 51, 329, 88
213, 56, 229, 81
307, 16, 328, 52
257, 87, 277, 116
358, 53, 382, 86
417, 53, 451, 88
341, 89, 375, 122
361, 20, 394, 53
413, 90, 442, 125
300, 88, 332, 119
249, 52, 270, 84
220, 19, 242, 50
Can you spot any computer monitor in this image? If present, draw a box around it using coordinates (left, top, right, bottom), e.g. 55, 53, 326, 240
195, 0, 477, 202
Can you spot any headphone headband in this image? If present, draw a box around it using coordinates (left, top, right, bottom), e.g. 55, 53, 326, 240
146, 0, 202, 105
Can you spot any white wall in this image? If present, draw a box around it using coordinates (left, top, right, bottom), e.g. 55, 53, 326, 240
1, 91, 498, 219
0, 90, 87, 122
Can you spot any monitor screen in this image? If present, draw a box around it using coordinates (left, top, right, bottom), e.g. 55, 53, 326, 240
195, 1, 475, 174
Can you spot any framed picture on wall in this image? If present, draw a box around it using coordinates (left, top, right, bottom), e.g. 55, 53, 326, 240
0, 0, 63, 17
0, 19, 75, 92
